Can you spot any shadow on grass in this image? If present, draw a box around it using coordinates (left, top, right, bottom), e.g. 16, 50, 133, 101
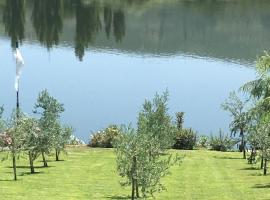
213, 156, 242, 160
249, 173, 267, 177
106, 195, 130, 200
19, 171, 44, 176
252, 183, 270, 188
0, 179, 18, 182
38, 160, 65, 163
7, 165, 54, 169
239, 167, 260, 171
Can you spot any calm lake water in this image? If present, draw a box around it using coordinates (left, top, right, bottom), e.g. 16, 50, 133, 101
1, 0, 268, 142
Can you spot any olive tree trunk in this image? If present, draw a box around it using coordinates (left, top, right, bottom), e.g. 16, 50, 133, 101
131, 178, 135, 200
264, 159, 267, 175
29, 152, 35, 174
55, 149, 60, 161
240, 129, 246, 159
42, 151, 48, 167
135, 179, 139, 198
131, 156, 138, 200
12, 152, 17, 181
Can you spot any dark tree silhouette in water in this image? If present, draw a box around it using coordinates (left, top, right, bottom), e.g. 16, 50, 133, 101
2, 0, 25, 49
32, 0, 63, 50
75, 0, 102, 61
103, 6, 113, 39
113, 10, 125, 43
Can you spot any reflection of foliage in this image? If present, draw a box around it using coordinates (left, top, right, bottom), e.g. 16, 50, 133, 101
104, 4, 126, 43
113, 10, 125, 43
124, 0, 149, 6
32, 0, 63, 49
75, 0, 102, 61
2, 0, 25, 49
103, 6, 113, 39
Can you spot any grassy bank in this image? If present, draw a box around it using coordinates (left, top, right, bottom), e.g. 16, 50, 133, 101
0, 147, 270, 200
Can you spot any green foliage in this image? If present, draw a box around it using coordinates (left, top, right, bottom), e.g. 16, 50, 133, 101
173, 112, 197, 150
53, 123, 73, 161
137, 91, 175, 151
0, 105, 4, 133
176, 112, 184, 130
68, 135, 85, 145
222, 91, 248, 158
0, 90, 72, 176
221, 91, 248, 136
20, 117, 41, 153
115, 126, 177, 199
89, 125, 120, 148
242, 51, 270, 102
115, 91, 178, 198
1, 109, 26, 152
0, 105, 3, 118
241, 52, 270, 174
34, 89, 65, 120
18, 117, 42, 173
0, 109, 27, 180
33, 89, 65, 165
209, 130, 235, 152
256, 51, 270, 75
173, 128, 197, 150
197, 135, 209, 149
247, 114, 270, 174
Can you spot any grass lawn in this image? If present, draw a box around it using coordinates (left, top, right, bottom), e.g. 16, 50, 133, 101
0, 147, 270, 200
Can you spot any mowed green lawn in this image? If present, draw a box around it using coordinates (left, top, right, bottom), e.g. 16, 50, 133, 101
1, 147, 270, 200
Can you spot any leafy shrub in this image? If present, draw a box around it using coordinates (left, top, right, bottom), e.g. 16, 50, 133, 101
196, 135, 209, 148
173, 128, 197, 150
89, 125, 120, 148
209, 130, 235, 152
68, 135, 85, 145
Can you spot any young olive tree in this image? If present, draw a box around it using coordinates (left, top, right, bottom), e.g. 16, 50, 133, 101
242, 52, 270, 166
20, 117, 42, 174
0, 110, 26, 181
115, 126, 176, 200
53, 122, 73, 161
115, 127, 140, 199
248, 115, 270, 175
137, 91, 175, 151
115, 92, 178, 199
34, 90, 64, 167
222, 91, 248, 159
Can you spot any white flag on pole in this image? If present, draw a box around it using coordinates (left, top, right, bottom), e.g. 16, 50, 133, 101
14, 48, 24, 92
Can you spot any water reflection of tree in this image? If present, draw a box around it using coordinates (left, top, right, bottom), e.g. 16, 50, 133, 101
104, 6, 112, 39
32, 0, 63, 49
75, 0, 102, 61
2, 0, 25, 49
113, 10, 125, 43
104, 7, 125, 42
74, 0, 126, 60
1, 0, 128, 60
124, 0, 149, 6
